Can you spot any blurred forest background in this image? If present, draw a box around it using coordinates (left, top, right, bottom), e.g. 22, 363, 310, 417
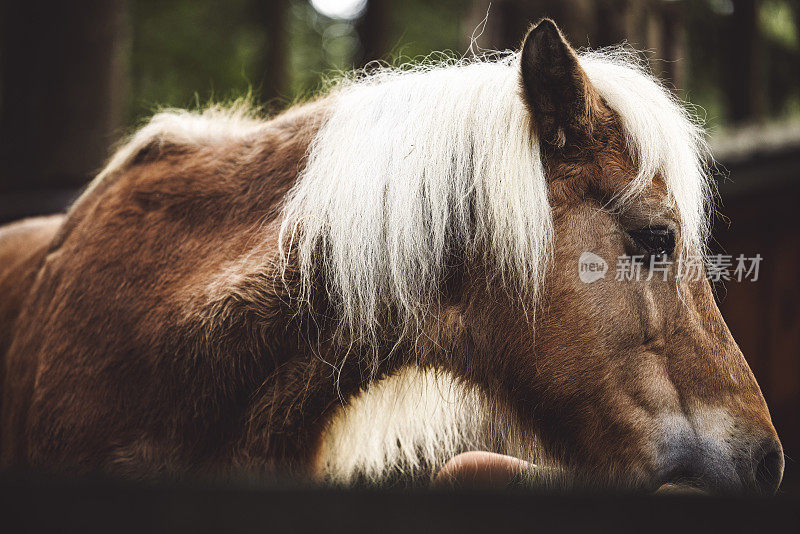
0, 0, 799, 493
1, 0, 799, 209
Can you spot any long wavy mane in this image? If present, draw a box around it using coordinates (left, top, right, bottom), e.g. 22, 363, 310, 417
278, 50, 712, 352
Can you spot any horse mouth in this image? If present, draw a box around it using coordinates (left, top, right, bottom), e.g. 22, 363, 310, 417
651, 467, 713, 495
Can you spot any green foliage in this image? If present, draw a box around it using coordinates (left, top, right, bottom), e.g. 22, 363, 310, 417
128, 0, 474, 121
129, 0, 267, 121
127, 0, 799, 128
285, 0, 471, 98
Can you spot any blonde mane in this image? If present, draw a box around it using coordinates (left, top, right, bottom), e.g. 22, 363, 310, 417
278, 50, 712, 350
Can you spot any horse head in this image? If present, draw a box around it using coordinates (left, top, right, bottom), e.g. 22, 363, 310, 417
304, 20, 782, 494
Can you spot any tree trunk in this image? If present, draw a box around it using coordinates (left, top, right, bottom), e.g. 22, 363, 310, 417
262, 0, 288, 108
724, 0, 763, 123
464, 1, 595, 53
593, 0, 630, 47
0, 0, 129, 220
356, 0, 391, 66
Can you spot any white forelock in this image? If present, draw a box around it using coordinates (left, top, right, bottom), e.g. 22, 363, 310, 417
579, 49, 713, 253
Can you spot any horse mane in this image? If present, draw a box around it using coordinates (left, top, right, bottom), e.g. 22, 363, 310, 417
88, 48, 711, 356
278, 50, 712, 351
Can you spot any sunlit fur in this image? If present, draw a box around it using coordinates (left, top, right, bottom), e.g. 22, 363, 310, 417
316, 368, 487, 484
77, 102, 266, 207
316, 367, 541, 486
279, 50, 712, 356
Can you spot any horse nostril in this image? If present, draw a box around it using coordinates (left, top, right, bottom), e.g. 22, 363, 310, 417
753, 440, 784, 495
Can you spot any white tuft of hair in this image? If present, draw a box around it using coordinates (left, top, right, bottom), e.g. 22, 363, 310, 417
579, 49, 713, 255
279, 50, 712, 352
315, 367, 487, 484
315, 366, 535, 485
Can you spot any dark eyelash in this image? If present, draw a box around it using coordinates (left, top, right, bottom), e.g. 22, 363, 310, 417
628, 226, 676, 257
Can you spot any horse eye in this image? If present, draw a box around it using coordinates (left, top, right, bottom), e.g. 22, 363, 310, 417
627, 226, 676, 257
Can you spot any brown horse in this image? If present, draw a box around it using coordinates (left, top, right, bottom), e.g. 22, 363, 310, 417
0, 20, 783, 494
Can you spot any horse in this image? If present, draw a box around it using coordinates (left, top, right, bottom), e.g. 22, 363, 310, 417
0, 19, 783, 494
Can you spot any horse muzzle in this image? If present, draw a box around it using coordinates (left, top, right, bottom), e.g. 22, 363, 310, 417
655, 428, 784, 495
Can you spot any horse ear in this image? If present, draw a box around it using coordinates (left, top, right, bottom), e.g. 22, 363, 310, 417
520, 19, 599, 150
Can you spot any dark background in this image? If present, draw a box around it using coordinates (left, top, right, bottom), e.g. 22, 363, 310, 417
0, 0, 798, 495
1, 474, 799, 533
